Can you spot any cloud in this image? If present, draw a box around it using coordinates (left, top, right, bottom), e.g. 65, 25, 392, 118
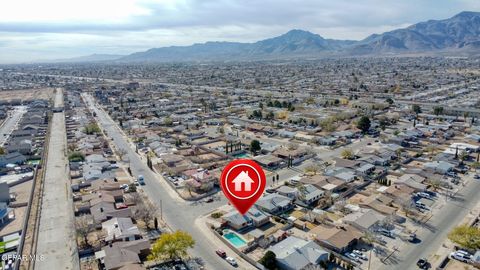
0, 0, 480, 63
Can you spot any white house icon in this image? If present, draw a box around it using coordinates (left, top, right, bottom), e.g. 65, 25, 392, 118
232, 171, 255, 192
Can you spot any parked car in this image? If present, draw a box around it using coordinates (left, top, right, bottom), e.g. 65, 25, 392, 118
352, 250, 368, 260
415, 201, 429, 211
450, 251, 471, 263
215, 249, 226, 258
226, 257, 237, 266
455, 250, 472, 259
409, 233, 417, 242
137, 175, 145, 185
474, 174, 479, 179
377, 228, 394, 238
416, 258, 428, 269
345, 252, 361, 263
416, 192, 433, 200
446, 171, 457, 177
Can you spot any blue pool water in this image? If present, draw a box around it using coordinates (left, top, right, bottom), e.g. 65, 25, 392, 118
224, 232, 247, 247
233, 152, 249, 158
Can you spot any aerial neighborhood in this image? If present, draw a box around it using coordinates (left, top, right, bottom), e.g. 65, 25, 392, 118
0, 7, 480, 270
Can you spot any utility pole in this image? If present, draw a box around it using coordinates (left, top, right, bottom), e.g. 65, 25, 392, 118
160, 200, 163, 221
381, 246, 399, 264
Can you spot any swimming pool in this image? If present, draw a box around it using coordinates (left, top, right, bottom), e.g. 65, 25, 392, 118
223, 231, 247, 248
233, 152, 249, 158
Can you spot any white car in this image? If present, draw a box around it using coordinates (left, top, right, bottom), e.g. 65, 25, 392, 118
417, 192, 433, 199
352, 250, 368, 260
450, 251, 471, 263
345, 252, 361, 262
454, 250, 472, 259
226, 257, 237, 266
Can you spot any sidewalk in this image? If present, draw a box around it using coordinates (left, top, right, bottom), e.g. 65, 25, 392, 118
428, 193, 480, 269
195, 210, 255, 270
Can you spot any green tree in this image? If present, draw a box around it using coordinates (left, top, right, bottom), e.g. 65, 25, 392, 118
128, 183, 137, 193
341, 148, 354, 160
448, 225, 480, 250
148, 231, 195, 261
163, 116, 173, 126
250, 140, 261, 154
411, 104, 422, 114
471, 162, 480, 171
385, 98, 394, 105
459, 150, 469, 162
0, 147, 5, 155
357, 116, 371, 133
319, 117, 336, 132
305, 164, 320, 175
83, 123, 101, 135
433, 106, 444, 116
68, 151, 85, 162
259, 250, 277, 270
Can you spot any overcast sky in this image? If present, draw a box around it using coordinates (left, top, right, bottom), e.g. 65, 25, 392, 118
0, 0, 479, 63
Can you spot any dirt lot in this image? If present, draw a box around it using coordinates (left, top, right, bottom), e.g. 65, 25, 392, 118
0, 88, 54, 102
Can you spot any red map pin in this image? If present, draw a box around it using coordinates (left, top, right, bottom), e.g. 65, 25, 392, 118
220, 159, 266, 215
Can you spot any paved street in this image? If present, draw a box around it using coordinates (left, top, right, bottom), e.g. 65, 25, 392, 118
82, 94, 241, 270
82, 92, 381, 270
379, 175, 480, 270
0, 106, 27, 146
36, 89, 79, 270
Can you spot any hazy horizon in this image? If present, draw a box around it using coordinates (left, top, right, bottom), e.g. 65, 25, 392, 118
1, 0, 480, 63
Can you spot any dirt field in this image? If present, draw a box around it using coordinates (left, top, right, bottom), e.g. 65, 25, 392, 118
0, 87, 54, 102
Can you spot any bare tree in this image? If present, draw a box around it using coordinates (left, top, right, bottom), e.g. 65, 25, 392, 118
76, 214, 94, 247
427, 178, 442, 192
287, 142, 299, 150
397, 198, 416, 218
334, 199, 348, 214
133, 200, 159, 229
117, 148, 127, 161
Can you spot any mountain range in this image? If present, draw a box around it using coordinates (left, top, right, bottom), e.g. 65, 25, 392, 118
65, 11, 480, 63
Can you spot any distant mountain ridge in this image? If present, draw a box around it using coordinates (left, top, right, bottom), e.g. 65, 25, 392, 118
60, 11, 480, 63
51, 53, 125, 63
351, 11, 480, 54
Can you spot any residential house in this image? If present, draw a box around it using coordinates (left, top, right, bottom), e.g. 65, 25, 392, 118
253, 155, 283, 169
424, 161, 454, 174
255, 193, 294, 215
6, 139, 32, 155
268, 236, 329, 270
98, 240, 150, 270
394, 174, 427, 191
0, 183, 9, 203
297, 184, 324, 205
222, 208, 269, 231
90, 201, 132, 224
102, 217, 141, 242
312, 224, 363, 253
0, 202, 13, 224
184, 170, 215, 193
0, 152, 26, 167
342, 209, 386, 232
